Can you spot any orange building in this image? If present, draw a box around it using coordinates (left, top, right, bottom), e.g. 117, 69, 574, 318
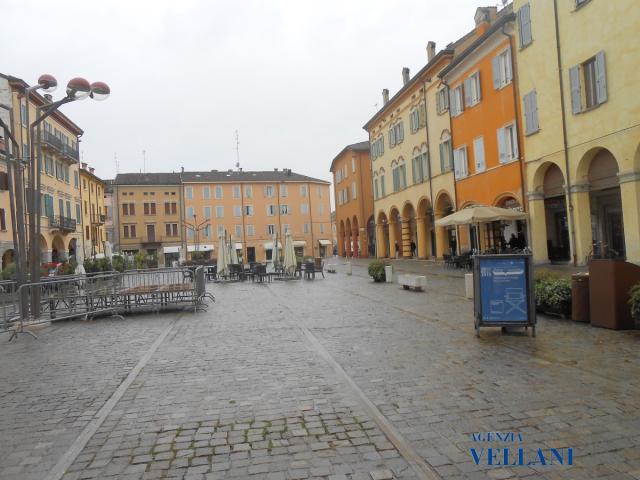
439, 6, 526, 252
330, 141, 374, 257
181, 169, 332, 263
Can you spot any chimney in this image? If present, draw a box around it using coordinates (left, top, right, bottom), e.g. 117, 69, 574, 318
81, 162, 88, 170
427, 41, 436, 61
402, 67, 410, 85
474, 7, 497, 34
89, 167, 95, 174
181, 166, 184, 173
286, 168, 292, 176
382, 88, 389, 105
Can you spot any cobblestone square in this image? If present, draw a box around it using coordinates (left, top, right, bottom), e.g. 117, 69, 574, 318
1, 259, 639, 479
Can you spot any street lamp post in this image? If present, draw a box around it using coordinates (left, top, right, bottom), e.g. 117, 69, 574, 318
23, 75, 109, 317
182, 214, 210, 261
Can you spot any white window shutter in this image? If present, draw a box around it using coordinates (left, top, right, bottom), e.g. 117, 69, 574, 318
474, 137, 485, 172
443, 87, 449, 110
505, 47, 513, 84
523, 92, 532, 135
475, 72, 481, 102
497, 127, 507, 163
530, 91, 539, 132
519, 4, 532, 47
453, 150, 461, 179
512, 125, 519, 159
449, 88, 457, 115
595, 50, 607, 104
380, 137, 384, 154
399, 122, 404, 141
464, 78, 472, 107
389, 128, 395, 147
569, 65, 582, 114
439, 143, 445, 172
492, 56, 501, 89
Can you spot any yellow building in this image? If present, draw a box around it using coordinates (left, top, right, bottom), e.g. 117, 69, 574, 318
113, 173, 184, 266
513, 0, 640, 265
79, 163, 107, 258
181, 169, 332, 263
363, 20, 485, 260
3, 74, 83, 264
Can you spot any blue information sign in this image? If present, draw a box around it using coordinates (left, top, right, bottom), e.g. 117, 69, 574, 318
479, 257, 528, 322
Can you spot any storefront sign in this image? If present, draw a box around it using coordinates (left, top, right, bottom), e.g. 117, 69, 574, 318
479, 257, 527, 322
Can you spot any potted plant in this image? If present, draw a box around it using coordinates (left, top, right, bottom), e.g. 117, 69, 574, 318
535, 276, 572, 317
628, 283, 640, 329
368, 260, 388, 283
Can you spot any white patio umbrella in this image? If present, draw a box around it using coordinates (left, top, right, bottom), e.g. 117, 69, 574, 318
435, 205, 528, 252
229, 235, 239, 264
74, 245, 86, 275
217, 235, 229, 278
104, 241, 113, 265
283, 232, 296, 276
272, 232, 280, 266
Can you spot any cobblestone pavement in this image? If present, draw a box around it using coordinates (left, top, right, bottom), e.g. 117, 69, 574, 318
1, 259, 639, 480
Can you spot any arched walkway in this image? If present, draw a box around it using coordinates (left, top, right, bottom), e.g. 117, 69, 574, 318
352, 216, 360, 257
389, 207, 403, 258
401, 202, 416, 258
68, 238, 77, 260
435, 191, 455, 257
366, 216, 376, 257
338, 220, 346, 257
376, 211, 390, 258
2, 249, 14, 270
40, 235, 50, 263
345, 218, 352, 257
51, 235, 66, 263
416, 197, 434, 259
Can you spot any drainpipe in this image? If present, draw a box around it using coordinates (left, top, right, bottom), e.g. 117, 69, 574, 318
553, 0, 577, 266
422, 80, 437, 258
501, 23, 530, 249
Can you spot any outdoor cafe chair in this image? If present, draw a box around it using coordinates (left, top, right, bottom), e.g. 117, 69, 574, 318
313, 257, 325, 278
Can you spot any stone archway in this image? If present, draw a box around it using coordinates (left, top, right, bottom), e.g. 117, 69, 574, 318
2, 249, 14, 270
68, 238, 77, 260
345, 218, 352, 257
416, 197, 434, 258
40, 235, 50, 263
435, 191, 455, 257
389, 207, 403, 258
339, 220, 346, 257
352, 216, 360, 257
376, 211, 390, 258
366, 215, 376, 257
401, 202, 417, 258
51, 235, 66, 263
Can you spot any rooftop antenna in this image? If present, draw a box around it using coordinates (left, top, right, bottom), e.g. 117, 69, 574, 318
235, 130, 241, 171
142, 149, 146, 173
115, 153, 119, 174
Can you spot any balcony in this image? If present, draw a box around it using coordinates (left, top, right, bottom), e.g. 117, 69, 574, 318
48, 215, 77, 233
142, 235, 161, 247
91, 213, 106, 225
42, 131, 63, 154
62, 144, 79, 161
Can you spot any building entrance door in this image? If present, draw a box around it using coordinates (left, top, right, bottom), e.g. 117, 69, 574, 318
247, 247, 256, 263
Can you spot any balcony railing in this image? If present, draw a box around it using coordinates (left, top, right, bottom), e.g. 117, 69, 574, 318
42, 131, 64, 153
62, 143, 79, 161
48, 215, 77, 233
91, 213, 106, 225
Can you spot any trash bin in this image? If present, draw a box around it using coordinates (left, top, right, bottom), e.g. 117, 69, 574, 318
571, 273, 590, 322
589, 260, 640, 330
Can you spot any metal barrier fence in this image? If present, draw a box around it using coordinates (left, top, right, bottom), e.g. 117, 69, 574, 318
5, 266, 211, 341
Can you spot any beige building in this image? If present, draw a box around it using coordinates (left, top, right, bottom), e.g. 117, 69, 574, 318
112, 173, 184, 266
181, 169, 332, 263
513, 0, 640, 265
103, 179, 115, 250
1, 74, 83, 264
79, 163, 107, 258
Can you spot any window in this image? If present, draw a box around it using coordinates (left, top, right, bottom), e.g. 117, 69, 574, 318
244, 205, 254, 216
282, 224, 290, 234
267, 204, 276, 216
76, 204, 81, 224
217, 225, 224, 236
389, 120, 404, 147
351, 182, 357, 200
0, 209, 5, 231
203, 225, 211, 238
122, 203, 135, 215
320, 224, 325, 234
235, 225, 242, 237
20, 102, 27, 126
453, 146, 468, 179
571, 52, 606, 113
264, 185, 274, 197
303, 223, 309, 234
301, 203, 309, 214
317, 186, 323, 198
73, 171, 79, 188
380, 175, 386, 197
187, 229, 194, 240
215, 206, 224, 218
412, 151, 428, 184
186, 206, 194, 219
497, 123, 519, 163
280, 185, 288, 197
523, 90, 540, 135
185, 186, 193, 199
165, 223, 178, 237
165, 202, 177, 214
492, 47, 513, 89
143, 203, 156, 215
202, 186, 211, 199
436, 87, 449, 114
439, 134, 454, 173
473, 136, 485, 173
517, 3, 532, 48
267, 224, 276, 235
233, 185, 241, 198
234, 205, 242, 217
244, 185, 252, 198
318, 203, 324, 215
409, 105, 424, 133
300, 185, 307, 197
123, 224, 136, 238
371, 136, 385, 160
374, 178, 379, 199
449, 85, 464, 116
247, 224, 255, 236
351, 157, 356, 172
215, 186, 223, 199
392, 163, 407, 192
204, 206, 212, 219
464, 72, 481, 107
280, 205, 289, 215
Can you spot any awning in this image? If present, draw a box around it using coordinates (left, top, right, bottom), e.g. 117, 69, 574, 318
435, 205, 527, 227
293, 240, 307, 247
318, 239, 332, 246
263, 242, 282, 249
187, 244, 214, 252
163, 246, 181, 254
234, 243, 243, 250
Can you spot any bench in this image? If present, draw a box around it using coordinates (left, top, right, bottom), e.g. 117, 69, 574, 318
398, 274, 426, 292
326, 263, 337, 273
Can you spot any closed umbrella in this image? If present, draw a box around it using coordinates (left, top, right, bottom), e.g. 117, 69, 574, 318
272, 232, 279, 267
75, 244, 86, 276
283, 232, 296, 276
217, 235, 228, 278
104, 241, 113, 265
230, 235, 239, 265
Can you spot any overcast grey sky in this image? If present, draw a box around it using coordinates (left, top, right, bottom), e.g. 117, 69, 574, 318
2, 0, 497, 186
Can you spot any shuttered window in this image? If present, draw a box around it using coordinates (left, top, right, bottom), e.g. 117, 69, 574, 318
436, 87, 449, 114
497, 124, 519, 163
492, 47, 513, 89
570, 51, 607, 114
473, 137, 485, 173
517, 4, 532, 48
453, 146, 468, 180
439, 139, 453, 173
523, 90, 540, 135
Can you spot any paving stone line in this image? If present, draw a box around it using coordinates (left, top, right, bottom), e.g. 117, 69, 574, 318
42, 314, 183, 480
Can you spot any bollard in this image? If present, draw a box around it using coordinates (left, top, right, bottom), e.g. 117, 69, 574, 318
465, 272, 474, 299
346, 262, 352, 275
385, 265, 393, 283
